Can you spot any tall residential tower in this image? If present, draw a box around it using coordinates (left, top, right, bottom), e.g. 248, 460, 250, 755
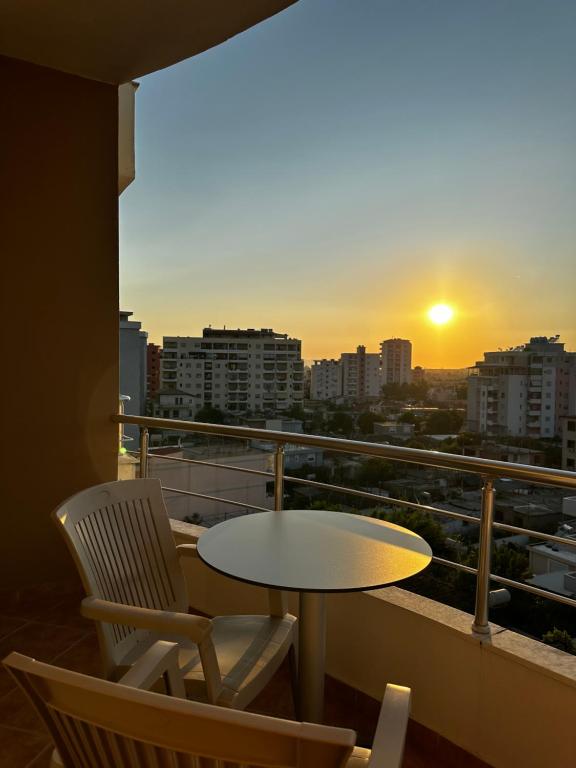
466, 336, 576, 438
161, 328, 304, 415
381, 338, 412, 385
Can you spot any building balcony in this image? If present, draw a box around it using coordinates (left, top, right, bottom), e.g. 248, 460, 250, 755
105, 414, 576, 767
3, 516, 576, 768
3, 408, 576, 766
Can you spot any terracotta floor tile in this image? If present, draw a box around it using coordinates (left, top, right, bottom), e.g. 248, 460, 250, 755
0, 616, 28, 642
0, 621, 90, 698
0, 582, 80, 622
51, 633, 102, 678
37, 597, 92, 632
0, 686, 46, 733
25, 745, 53, 768
0, 622, 87, 666
323, 675, 357, 732
247, 657, 295, 720
0, 726, 50, 768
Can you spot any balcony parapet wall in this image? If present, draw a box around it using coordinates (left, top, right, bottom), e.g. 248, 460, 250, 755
171, 518, 576, 768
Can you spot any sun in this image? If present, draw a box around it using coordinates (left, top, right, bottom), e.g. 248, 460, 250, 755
428, 303, 454, 325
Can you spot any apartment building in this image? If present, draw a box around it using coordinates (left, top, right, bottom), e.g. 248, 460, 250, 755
119, 311, 148, 440
562, 417, 576, 471
341, 345, 381, 398
152, 389, 198, 420
381, 338, 412, 385
466, 336, 576, 438
161, 328, 304, 414
147, 343, 162, 399
310, 358, 343, 400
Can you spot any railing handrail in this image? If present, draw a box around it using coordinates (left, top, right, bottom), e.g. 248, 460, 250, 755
139, 449, 576, 549
115, 412, 576, 633
114, 414, 576, 490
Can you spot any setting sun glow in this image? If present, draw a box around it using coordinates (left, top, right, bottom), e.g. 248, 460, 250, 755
428, 304, 454, 325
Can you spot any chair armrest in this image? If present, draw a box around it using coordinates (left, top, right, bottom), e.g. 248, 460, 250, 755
81, 597, 212, 644
82, 597, 223, 703
176, 543, 200, 559
367, 684, 411, 768
118, 641, 186, 698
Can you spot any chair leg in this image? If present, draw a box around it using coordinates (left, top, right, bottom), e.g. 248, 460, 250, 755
288, 645, 299, 720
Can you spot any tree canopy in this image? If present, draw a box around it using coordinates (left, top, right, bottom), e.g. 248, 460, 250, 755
194, 405, 226, 424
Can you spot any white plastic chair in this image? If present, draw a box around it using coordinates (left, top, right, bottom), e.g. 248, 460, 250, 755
4, 645, 411, 768
52, 478, 297, 710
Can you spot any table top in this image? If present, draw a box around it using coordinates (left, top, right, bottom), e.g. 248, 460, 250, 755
196, 509, 432, 593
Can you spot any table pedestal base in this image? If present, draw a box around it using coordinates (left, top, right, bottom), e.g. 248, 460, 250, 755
298, 591, 326, 723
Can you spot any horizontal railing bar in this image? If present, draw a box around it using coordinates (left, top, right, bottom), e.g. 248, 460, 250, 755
283, 475, 482, 524
161, 485, 271, 514
492, 521, 576, 550
432, 556, 478, 575
489, 574, 576, 609
136, 445, 575, 548
114, 414, 576, 490
145, 452, 273, 477
432, 558, 576, 610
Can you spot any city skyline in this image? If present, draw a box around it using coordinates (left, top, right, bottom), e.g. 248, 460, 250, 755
120, 0, 576, 366
134, 316, 575, 370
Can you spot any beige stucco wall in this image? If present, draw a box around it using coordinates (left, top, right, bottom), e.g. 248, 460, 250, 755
149, 451, 272, 524
118, 81, 137, 194
1, 56, 119, 587
172, 519, 576, 768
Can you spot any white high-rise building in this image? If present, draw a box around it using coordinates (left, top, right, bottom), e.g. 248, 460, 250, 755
341, 345, 381, 399
161, 328, 304, 415
310, 359, 342, 400
466, 336, 576, 438
381, 338, 412, 385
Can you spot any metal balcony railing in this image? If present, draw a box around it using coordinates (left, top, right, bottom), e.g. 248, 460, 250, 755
114, 413, 576, 636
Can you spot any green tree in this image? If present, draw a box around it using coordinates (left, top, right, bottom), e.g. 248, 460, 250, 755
328, 411, 354, 436
357, 411, 377, 434
422, 409, 463, 435
309, 500, 348, 513
194, 405, 225, 424
491, 543, 530, 581
382, 382, 429, 402
284, 404, 306, 420
183, 513, 204, 526
354, 458, 397, 487
378, 507, 451, 557
542, 628, 576, 654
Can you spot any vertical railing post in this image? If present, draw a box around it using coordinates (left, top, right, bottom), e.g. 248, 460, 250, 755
473, 476, 495, 635
139, 427, 149, 479
118, 397, 125, 455
274, 443, 285, 511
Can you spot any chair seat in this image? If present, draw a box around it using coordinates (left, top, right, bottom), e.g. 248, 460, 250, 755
122, 613, 297, 709
346, 746, 371, 766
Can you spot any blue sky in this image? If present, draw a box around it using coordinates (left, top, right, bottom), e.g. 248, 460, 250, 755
120, 0, 576, 365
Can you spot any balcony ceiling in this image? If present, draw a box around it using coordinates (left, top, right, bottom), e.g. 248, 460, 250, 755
0, 0, 297, 84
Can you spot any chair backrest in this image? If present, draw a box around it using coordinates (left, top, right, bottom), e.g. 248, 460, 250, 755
5, 652, 357, 768
53, 479, 188, 674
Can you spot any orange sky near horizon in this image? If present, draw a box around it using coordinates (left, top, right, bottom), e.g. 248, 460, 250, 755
128, 242, 576, 369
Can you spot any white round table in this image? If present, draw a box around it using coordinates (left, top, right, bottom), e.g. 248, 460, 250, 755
197, 509, 432, 722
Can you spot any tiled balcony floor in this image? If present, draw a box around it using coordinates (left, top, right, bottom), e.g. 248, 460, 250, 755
0, 582, 490, 768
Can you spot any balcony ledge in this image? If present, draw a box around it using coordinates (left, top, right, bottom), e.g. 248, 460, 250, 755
171, 517, 576, 768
